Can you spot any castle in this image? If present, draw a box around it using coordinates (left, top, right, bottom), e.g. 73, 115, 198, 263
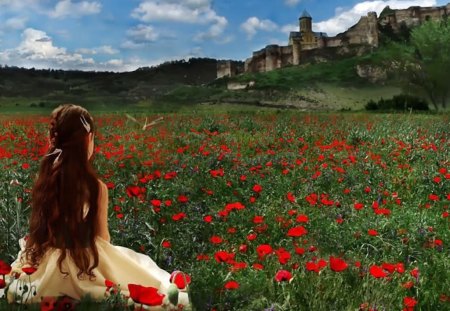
217, 3, 450, 78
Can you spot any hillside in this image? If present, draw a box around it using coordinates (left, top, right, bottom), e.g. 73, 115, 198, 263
0, 58, 219, 109
0, 52, 401, 112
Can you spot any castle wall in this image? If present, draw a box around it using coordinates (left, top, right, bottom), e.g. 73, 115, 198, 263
235, 3, 450, 76
217, 61, 245, 78
245, 45, 293, 73
383, 4, 449, 30
344, 13, 379, 47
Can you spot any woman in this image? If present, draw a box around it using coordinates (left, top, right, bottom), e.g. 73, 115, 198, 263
6, 104, 189, 310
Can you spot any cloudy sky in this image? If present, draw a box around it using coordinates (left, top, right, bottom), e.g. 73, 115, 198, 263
0, 0, 447, 72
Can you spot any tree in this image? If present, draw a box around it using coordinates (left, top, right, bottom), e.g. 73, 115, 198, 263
403, 20, 450, 110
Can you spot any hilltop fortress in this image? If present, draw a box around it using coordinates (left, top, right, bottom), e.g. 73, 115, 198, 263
217, 3, 450, 78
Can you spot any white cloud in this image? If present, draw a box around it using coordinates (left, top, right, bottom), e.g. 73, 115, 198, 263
5, 17, 28, 30
194, 14, 229, 42
131, 0, 228, 41
284, 0, 301, 7
314, 0, 437, 36
127, 24, 160, 43
241, 17, 278, 39
76, 45, 119, 55
0, 0, 41, 10
281, 23, 298, 33
0, 28, 95, 69
49, 0, 101, 18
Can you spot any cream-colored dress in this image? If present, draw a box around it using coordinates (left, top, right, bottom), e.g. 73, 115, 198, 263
5, 232, 189, 310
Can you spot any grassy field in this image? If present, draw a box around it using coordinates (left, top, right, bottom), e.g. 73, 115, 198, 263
0, 110, 449, 310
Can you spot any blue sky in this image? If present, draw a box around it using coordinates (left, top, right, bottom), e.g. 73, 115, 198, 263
0, 0, 448, 72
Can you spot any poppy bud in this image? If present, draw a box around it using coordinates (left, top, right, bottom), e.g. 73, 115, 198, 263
167, 283, 179, 306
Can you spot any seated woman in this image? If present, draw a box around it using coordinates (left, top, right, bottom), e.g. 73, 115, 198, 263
6, 104, 190, 310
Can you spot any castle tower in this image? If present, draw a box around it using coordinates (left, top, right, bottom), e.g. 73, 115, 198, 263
299, 10, 312, 33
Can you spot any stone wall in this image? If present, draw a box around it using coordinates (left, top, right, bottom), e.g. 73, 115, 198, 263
343, 12, 379, 47
227, 3, 450, 76
245, 45, 293, 73
380, 3, 450, 30
217, 60, 245, 78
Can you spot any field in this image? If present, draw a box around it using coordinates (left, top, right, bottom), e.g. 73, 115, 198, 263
0, 111, 449, 310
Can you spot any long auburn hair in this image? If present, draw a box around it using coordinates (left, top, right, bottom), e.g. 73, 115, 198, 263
24, 104, 100, 279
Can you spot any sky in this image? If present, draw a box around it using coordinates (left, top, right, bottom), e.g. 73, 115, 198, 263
0, 0, 448, 72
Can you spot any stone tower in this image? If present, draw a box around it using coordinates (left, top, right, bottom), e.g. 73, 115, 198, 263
299, 9, 312, 33
299, 10, 317, 50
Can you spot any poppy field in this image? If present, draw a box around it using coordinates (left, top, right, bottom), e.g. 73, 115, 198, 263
0, 111, 449, 310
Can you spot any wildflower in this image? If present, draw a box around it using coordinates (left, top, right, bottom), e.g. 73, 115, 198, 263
170, 271, 191, 290
287, 226, 308, 237
128, 284, 165, 306
329, 256, 348, 272
369, 265, 387, 278
368, 229, 378, 236
224, 280, 239, 290
274, 270, 292, 282
257, 244, 273, 259
0, 260, 12, 275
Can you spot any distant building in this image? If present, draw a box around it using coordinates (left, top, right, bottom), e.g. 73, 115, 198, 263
217, 3, 450, 77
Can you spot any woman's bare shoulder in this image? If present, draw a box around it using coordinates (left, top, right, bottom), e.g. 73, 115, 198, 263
97, 179, 107, 190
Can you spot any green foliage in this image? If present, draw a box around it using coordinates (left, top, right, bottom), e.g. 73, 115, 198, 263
234, 57, 365, 90
1, 112, 449, 310
365, 94, 429, 111
375, 20, 450, 110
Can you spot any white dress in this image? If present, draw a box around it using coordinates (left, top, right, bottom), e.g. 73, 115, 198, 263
5, 235, 190, 310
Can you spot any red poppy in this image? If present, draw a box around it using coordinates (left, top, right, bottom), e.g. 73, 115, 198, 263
256, 244, 273, 258
214, 251, 235, 263
0, 259, 12, 275
275, 248, 291, 265
162, 240, 172, 248
203, 215, 213, 223
105, 279, 115, 289
274, 270, 292, 282
286, 192, 296, 203
368, 229, 378, 236
22, 266, 37, 275
252, 263, 264, 270
381, 263, 396, 274
150, 199, 161, 207
306, 259, 326, 273
247, 233, 257, 241
253, 215, 264, 224
170, 271, 191, 290
296, 214, 309, 223
40, 296, 56, 311
287, 226, 308, 237
410, 267, 419, 279
402, 281, 414, 289
428, 194, 439, 201
238, 244, 248, 253
172, 212, 186, 221
252, 184, 263, 193
0, 279, 5, 289
354, 202, 364, 210
329, 256, 348, 272
403, 296, 417, 309
128, 284, 165, 306
210, 236, 223, 244
177, 195, 189, 203
295, 247, 305, 255
369, 265, 387, 278
224, 280, 239, 290
126, 185, 141, 197
396, 263, 405, 274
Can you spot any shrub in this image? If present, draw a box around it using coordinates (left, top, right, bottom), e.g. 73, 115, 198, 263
365, 94, 429, 111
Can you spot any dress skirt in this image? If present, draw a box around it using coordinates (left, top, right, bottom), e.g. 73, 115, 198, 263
5, 237, 190, 310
